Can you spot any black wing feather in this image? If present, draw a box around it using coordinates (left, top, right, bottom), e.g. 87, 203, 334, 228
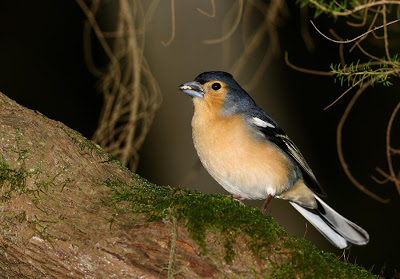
248, 110, 326, 197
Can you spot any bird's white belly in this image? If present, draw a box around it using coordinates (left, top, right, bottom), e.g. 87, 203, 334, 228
196, 142, 287, 199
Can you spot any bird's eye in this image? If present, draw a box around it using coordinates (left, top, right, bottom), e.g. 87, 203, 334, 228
211, 82, 221, 90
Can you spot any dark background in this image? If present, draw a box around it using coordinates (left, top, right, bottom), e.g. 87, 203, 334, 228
0, 1, 398, 277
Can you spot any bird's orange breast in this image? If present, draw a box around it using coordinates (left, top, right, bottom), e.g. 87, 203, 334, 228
191, 101, 295, 199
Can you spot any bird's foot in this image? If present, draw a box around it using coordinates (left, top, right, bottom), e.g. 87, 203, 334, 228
260, 194, 273, 213
231, 195, 245, 206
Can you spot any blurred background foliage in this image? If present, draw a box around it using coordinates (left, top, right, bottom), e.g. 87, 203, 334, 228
0, 0, 399, 277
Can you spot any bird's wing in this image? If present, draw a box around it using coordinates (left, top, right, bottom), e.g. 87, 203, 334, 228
247, 113, 326, 196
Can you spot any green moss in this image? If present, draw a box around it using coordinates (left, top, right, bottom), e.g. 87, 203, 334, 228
58, 124, 125, 167
0, 129, 69, 242
100, 175, 281, 262
27, 216, 58, 244
57, 125, 109, 159
0, 153, 69, 203
99, 175, 378, 278
270, 238, 377, 278
36, 163, 72, 194
0, 130, 41, 201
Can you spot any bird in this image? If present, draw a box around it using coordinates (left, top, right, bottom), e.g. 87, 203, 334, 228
179, 71, 369, 249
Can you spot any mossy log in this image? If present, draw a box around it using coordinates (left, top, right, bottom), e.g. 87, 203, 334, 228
0, 92, 377, 278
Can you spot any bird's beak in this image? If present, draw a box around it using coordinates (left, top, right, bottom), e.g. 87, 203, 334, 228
179, 81, 204, 98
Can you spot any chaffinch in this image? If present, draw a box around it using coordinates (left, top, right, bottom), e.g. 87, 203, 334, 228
179, 71, 369, 249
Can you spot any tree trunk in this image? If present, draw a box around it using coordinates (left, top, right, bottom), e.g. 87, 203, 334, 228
0, 92, 376, 278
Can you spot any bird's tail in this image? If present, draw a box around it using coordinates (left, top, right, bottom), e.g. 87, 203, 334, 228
290, 195, 369, 249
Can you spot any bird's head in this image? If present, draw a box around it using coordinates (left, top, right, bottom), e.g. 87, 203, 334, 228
179, 71, 253, 116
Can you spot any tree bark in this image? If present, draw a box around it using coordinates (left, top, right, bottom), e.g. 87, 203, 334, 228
0, 92, 376, 278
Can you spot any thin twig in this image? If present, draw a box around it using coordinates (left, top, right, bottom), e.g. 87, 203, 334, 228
285, 51, 332, 76
303, 222, 308, 239
336, 79, 390, 204
324, 79, 362, 110
349, 7, 381, 53
308, 0, 400, 17
391, 147, 400, 154
374, 167, 399, 183
76, 0, 119, 68
355, 43, 384, 63
328, 29, 346, 65
197, 0, 216, 18
371, 172, 390, 184
346, 6, 369, 27
203, 0, 243, 44
161, 0, 176, 46
300, 6, 315, 52
310, 18, 400, 44
382, 5, 392, 61
231, 0, 284, 76
385, 102, 400, 194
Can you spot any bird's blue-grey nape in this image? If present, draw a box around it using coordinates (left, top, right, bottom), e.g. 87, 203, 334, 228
194, 71, 234, 85
179, 81, 204, 98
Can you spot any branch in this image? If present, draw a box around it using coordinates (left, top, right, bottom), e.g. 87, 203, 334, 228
0, 92, 377, 278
